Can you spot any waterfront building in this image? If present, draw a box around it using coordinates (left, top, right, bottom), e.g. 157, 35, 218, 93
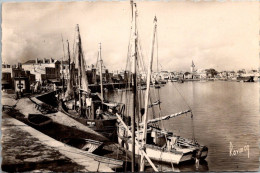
159, 71, 170, 80
87, 67, 97, 84
219, 71, 227, 79
189, 60, 201, 79
2, 63, 12, 75
12, 64, 36, 92
196, 68, 207, 79
2, 62, 36, 91
112, 73, 123, 83
227, 71, 236, 79
2, 72, 12, 89
2, 63, 13, 89
22, 58, 61, 82
175, 71, 184, 80
184, 72, 193, 79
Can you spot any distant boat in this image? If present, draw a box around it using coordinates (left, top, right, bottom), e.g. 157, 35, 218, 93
138, 86, 147, 90
237, 76, 256, 82
116, 88, 123, 92
231, 77, 237, 81
61, 138, 104, 153
27, 114, 53, 127
160, 80, 167, 84
154, 84, 161, 89
178, 79, 184, 83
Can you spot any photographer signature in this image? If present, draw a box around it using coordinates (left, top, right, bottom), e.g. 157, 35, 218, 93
229, 142, 249, 158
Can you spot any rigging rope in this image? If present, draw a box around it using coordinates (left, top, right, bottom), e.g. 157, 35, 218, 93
172, 82, 192, 111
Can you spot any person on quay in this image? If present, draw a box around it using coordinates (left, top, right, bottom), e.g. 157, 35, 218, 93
96, 106, 103, 119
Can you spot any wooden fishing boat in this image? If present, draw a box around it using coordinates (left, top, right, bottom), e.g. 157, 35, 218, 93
115, 2, 208, 171
61, 137, 104, 153
117, 124, 208, 164
58, 29, 124, 139
59, 94, 121, 138
27, 114, 53, 127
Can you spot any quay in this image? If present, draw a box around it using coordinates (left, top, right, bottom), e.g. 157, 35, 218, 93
2, 92, 122, 172
88, 82, 127, 92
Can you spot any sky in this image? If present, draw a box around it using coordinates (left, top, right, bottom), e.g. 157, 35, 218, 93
2, 1, 259, 72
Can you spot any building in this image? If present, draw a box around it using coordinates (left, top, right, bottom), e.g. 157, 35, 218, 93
196, 68, 207, 79
22, 58, 61, 82
2, 63, 13, 89
160, 71, 170, 80
12, 63, 36, 92
184, 72, 193, 79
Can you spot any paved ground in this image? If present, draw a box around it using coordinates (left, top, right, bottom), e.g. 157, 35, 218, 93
1, 92, 116, 172
2, 112, 87, 172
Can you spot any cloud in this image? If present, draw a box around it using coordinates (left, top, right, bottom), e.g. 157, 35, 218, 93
2, 1, 258, 72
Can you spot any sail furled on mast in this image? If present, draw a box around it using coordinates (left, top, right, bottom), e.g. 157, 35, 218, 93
65, 40, 74, 100
80, 53, 89, 92
76, 24, 89, 93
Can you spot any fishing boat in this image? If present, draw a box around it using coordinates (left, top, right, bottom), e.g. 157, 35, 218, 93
178, 79, 184, 83
115, 2, 208, 171
154, 84, 161, 89
171, 79, 178, 82
58, 25, 124, 138
138, 86, 147, 90
61, 138, 104, 153
117, 115, 208, 164
160, 80, 167, 84
27, 114, 53, 127
237, 75, 257, 82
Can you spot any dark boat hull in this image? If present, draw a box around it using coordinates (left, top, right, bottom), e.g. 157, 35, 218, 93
59, 103, 117, 139
237, 76, 255, 82
27, 114, 53, 127
61, 137, 104, 153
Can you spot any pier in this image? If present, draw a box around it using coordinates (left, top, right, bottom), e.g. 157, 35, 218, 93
2, 92, 124, 172
1, 112, 116, 172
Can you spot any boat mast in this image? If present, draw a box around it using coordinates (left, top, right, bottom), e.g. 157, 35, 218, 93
67, 40, 71, 73
98, 43, 104, 103
65, 40, 71, 97
131, 0, 137, 171
76, 24, 83, 114
61, 34, 66, 94
64, 39, 74, 99
140, 16, 157, 172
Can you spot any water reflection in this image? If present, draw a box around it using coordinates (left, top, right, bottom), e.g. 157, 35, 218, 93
105, 81, 259, 171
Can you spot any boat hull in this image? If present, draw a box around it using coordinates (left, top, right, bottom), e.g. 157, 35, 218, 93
118, 137, 195, 164
117, 124, 208, 165
59, 104, 117, 139
237, 76, 256, 82
61, 138, 104, 153
27, 114, 53, 127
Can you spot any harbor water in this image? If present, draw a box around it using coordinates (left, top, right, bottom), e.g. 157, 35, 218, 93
105, 81, 259, 171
